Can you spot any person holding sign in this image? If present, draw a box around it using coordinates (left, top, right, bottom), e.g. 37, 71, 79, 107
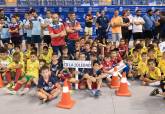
73, 53, 89, 90
48, 13, 66, 55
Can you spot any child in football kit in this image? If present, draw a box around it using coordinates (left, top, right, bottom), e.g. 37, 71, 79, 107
118, 39, 128, 59
7, 52, 39, 95
37, 65, 61, 103
101, 54, 113, 86
84, 61, 103, 97
123, 56, 134, 79
9, 16, 21, 46
150, 52, 165, 98
138, 52, 148, 80
39, 46, 52, 64
5, 52, 24, 89
140, 59, 161, 86
0, 48, 12, 83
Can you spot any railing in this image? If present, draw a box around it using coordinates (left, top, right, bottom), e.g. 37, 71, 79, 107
0, 0, 165, 6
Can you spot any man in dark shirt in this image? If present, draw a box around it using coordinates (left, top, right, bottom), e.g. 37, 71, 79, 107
0, 8, 10, 23
159, 11, 165, 41
96, 10, 109, 43
85, 10, 93, 36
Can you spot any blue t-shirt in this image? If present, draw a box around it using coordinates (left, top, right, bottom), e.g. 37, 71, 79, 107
123, 64, 132, 75
1, 24, 10, 39
78, 68, 86, 80
86, 68, 102, 77
50, 62, 62, 76
31, 17, 43, 35
143, 14, 155, 31
38, 75, 59, 93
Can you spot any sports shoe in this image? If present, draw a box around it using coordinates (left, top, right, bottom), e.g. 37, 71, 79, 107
18, 88, 29, 96
6, 82, 14, 89
88, 89, 94, 97
6, 90, 17, 95
94, 90, 101, 97
40, 98, 49, 104
150, 88, 160, 96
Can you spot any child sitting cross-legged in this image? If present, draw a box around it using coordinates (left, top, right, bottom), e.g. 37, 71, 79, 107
150, 52, 165, 99
140, 59, 161, 86
37, 65, 61, 103
6, 52, 39, 95
84, 60, 104, 97
5, 52, 24, 89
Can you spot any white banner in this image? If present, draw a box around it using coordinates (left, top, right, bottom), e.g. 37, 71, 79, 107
63, 60, 92, 68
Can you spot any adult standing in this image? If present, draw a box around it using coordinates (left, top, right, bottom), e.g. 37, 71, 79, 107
126, 9, 133, 42
121, 10, 130, 42
143, 9, 155, 40
159, 11, 165, 41
0, 8, 10, 24
94, 11, 100, 38
48, 13, 66, 55
65, 11, 81, 56
0, 8, 10, 45
22, 12, 32, 48
42, 10, 52, 46
132, 9, 145, 41
96, 10, 109, 43
110, 10, 123, 44
84, 10, 93, 37
153, 9, 161, 39
30, 9, 44, 50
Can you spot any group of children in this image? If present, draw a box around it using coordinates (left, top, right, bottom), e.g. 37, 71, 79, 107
0, 36, 165, 102
0, 8, 165, 103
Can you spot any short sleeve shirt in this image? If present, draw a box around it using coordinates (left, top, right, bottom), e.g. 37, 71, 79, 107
38, 75, 59, 93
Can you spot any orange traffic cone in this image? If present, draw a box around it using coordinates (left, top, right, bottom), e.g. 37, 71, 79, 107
115, 72, 131, 96
57, 79, 75, 109
110, 67, 120, 89
0, 74, 4, 88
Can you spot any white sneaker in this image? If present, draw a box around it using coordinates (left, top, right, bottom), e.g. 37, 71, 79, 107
18, 88, 29, 95
6, 90, 17, 95
149, 81, 160, 86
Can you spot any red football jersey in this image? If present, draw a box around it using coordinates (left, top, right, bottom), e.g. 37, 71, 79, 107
102, 61, 113, 71
118, 44, 128, 57
48, 22, 66, 46
65, 20, 80, 40
9, 23, 19, 37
